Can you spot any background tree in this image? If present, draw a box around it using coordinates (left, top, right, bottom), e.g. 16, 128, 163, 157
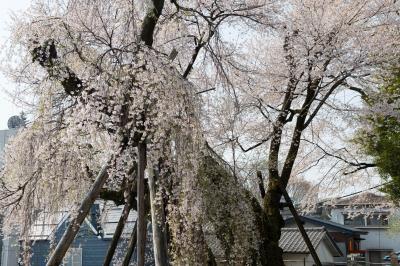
355, 70, 400, 202
202, 1, 400, 264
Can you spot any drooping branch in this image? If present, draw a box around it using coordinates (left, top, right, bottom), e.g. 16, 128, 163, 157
137, 143, 147, 266
136, 1, 166, 264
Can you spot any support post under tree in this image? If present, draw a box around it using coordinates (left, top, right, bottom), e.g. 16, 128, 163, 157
137, 143, 147, 266
278, 182, 322, 266
148, 167, 169, 266
103, 202, 131, 266
122, 222, 138, 266
46, 162, 110, 266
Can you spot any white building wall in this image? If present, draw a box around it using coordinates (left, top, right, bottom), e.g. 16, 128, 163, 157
330, 209, 344, 224
316, 242, 336, 264
1, 237, 19, 266
359, 228, 400, 251
283, 253, 308, 266
0, 129, 16, 167
329, 206, 400, 264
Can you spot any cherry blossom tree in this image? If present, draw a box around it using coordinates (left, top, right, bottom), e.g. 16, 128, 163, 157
0, 0, 276, 265
201, 0, 400, 264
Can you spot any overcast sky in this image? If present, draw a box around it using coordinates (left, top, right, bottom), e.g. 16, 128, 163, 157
0, 0, 31, 130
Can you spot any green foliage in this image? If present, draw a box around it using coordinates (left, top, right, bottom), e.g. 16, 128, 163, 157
356, 72, 400, 202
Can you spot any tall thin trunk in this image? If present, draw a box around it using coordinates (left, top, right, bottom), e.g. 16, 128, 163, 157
46, 163, 109, 266
136, 0, 165, 263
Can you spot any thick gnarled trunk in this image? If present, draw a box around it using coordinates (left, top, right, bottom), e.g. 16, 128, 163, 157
263, 183, 285, 266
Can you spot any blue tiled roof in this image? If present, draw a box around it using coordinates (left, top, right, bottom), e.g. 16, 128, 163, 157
285, 216, 368, 235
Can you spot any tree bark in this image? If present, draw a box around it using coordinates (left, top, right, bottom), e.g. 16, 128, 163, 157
140, 0, 165, 46
136, 0, 165, 264
46, 162, 109, 266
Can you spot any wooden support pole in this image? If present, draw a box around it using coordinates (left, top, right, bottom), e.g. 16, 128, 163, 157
279, 183, 322, 266
46, 162, 110, 266
103, 202, 131, 266
137, 143, 147, 266
148, 168, 169, 266
122, 222, 138, 266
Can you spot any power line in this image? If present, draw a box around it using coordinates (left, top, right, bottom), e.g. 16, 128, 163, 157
319, 182, 390, 204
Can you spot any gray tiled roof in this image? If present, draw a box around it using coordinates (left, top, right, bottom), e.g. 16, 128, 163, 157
279, 227, 326, 253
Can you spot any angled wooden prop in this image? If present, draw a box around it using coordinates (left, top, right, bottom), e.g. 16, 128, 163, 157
278, 182, 322, 266
46, 162, 110, 266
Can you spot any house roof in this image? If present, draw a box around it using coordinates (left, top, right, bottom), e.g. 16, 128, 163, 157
28, 202, 138, 240
100, 205, 137, 239
29, 211, 99, 241
279, 227, 342, 257
285, 216, 368, 235
330, 192, 388, 206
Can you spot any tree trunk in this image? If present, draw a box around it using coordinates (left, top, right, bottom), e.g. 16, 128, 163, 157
46, 163, 109, 266
263, 181, 285, 266
148, 168, 169, 266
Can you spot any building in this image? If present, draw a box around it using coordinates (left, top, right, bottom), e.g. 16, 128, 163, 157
285, 215, 368, 264
279, 227, 342, 266
20, 204, 154, 266
1, 189, 156, 265
323, 192, 399, 265
0, 128, 17, 167
0, 127, 18, 266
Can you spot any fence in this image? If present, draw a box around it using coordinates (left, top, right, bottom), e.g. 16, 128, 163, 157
283, 260, 395, 266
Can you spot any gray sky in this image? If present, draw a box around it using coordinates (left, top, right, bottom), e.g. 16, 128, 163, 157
0, 0, 31, 130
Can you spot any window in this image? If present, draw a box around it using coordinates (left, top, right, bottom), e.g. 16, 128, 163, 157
63, 247, 82, 266
367, 214, 389, 226
344, 214, 365, 226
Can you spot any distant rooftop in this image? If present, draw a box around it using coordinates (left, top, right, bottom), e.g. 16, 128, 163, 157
331, 192, 388, 206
